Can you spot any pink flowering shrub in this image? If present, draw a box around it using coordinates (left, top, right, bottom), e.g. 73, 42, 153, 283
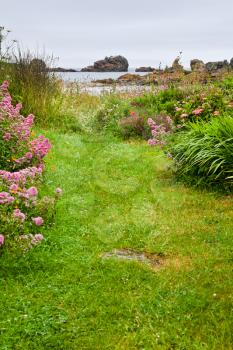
0, 81, 61, 254
118, 111, 151, 138
147, 115, 175, 146
173, 86, 233, 124
0, 81, 51, 171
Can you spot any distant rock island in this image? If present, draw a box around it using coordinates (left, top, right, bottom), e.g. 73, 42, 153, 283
135, 67, 155, 72
48, 67, 77, 72
81, 55, 129, 72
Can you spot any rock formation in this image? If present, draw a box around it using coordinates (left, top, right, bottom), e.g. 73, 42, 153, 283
48, 67, 77, 72
172, 57, 184, 72
135, 67, 155, 72
190, 59, 206, 72
81, 55, 129, 72
230, 58, 233, 69
205, 60, 229, 71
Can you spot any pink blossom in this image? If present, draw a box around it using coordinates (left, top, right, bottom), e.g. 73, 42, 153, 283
3, 132, 12, 141
34, 234, 44, 241
13, 209, 26, 222
55, 187, 62, 196
32, 217, 44, 226
0, 192, 13, 205
181, 113, 188, 118
25, 152, 33, 159
9, 184, 19, 193
0, 234, 5, 246
192, 108, 203, 115
175, 107, 182, 112
27, 186, 38, 197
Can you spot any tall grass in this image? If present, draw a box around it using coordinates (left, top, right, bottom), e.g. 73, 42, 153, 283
171, 116, 233, 189
0, 48, 64, 127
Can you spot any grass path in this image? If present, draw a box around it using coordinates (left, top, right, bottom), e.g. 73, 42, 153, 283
1, 131, 233, 349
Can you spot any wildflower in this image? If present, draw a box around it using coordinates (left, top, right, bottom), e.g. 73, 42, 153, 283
175, 107, 182, 112
0, 234, 5, 246
13, 209, 26, 222
34, 234, 44, 241
27, 186, 38, 197
213, 111, 220, 116
192, 108, 203, 115
55, 187, 62, 196
9, 184, 19, 193
180, 113, 188, 118
32, 217, 44, 226
3, 133, 12, 141
25, 152, 33, 159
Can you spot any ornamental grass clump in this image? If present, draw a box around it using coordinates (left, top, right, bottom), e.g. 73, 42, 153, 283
171, 116, 233, 189
0, 81, 61, 254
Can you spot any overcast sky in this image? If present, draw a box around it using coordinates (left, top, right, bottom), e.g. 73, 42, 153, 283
1, 0, 233, 68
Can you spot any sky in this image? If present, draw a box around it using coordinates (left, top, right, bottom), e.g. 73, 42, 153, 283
1, 0, 233, 69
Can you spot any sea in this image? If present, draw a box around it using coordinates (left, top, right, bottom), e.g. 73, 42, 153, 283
55, 68, 150, 94
55, 68, 148, 83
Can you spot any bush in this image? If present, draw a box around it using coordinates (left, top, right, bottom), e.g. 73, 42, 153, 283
118, 111, 151, 139
0, 81, 61, 254
94, 94, 131, 134
170, 116, 233, 189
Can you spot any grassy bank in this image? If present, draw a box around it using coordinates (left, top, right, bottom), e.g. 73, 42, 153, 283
1, 130, 232, 349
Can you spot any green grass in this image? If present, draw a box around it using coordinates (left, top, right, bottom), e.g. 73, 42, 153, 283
0, 130, 233, 349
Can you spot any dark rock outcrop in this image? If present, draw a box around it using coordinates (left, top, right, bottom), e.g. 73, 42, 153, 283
94, 78, 115, 84
230, 58, 233, 69
48, 67, 77, 72
172, 57, 184, 72
81, 55, 129, 72
190, 59, 206, 72
117, 73, 142, 83
205, 60, 229, 71
135, 66, 155, 72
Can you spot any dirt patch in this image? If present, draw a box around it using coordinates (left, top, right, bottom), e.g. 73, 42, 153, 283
101, 248, 166, 271
101, 248, 191, 271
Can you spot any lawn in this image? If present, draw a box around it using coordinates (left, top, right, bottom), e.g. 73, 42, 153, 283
0, 130, 232, 349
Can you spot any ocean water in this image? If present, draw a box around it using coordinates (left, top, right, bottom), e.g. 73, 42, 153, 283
55, 69, 148, 83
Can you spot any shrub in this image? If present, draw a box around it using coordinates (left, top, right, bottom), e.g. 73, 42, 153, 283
0, 81, 61, 254
170, 116, 233, 189
147, 115, 175, 146
94, 94, 131, 134
118, 111, 151, 139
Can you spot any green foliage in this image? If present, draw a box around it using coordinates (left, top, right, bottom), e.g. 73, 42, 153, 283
171, 116, 233, 189
132, 87, 184, 115
94, 94, 131, 134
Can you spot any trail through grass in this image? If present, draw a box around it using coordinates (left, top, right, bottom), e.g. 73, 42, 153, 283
1, 131, 232, 349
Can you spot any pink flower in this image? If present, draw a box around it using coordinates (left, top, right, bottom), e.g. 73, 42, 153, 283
0, 192, 13, 205
192, 108, 203, 115
32, 217, 44, 226
0, 234, 5, 246
34, 234, 44, 241
7, 196, 14, 204
175, 107, 182, 112
27, 186, 38, 197
25, 152, 33, 159
9, 184, 19, 193
181, 113, 188, 118
55, 187, 62, 196
3, 133, 12, 141
13, 209, 26, 222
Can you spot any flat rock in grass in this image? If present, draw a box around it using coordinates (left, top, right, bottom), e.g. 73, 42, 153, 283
101, 248, 165, 270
